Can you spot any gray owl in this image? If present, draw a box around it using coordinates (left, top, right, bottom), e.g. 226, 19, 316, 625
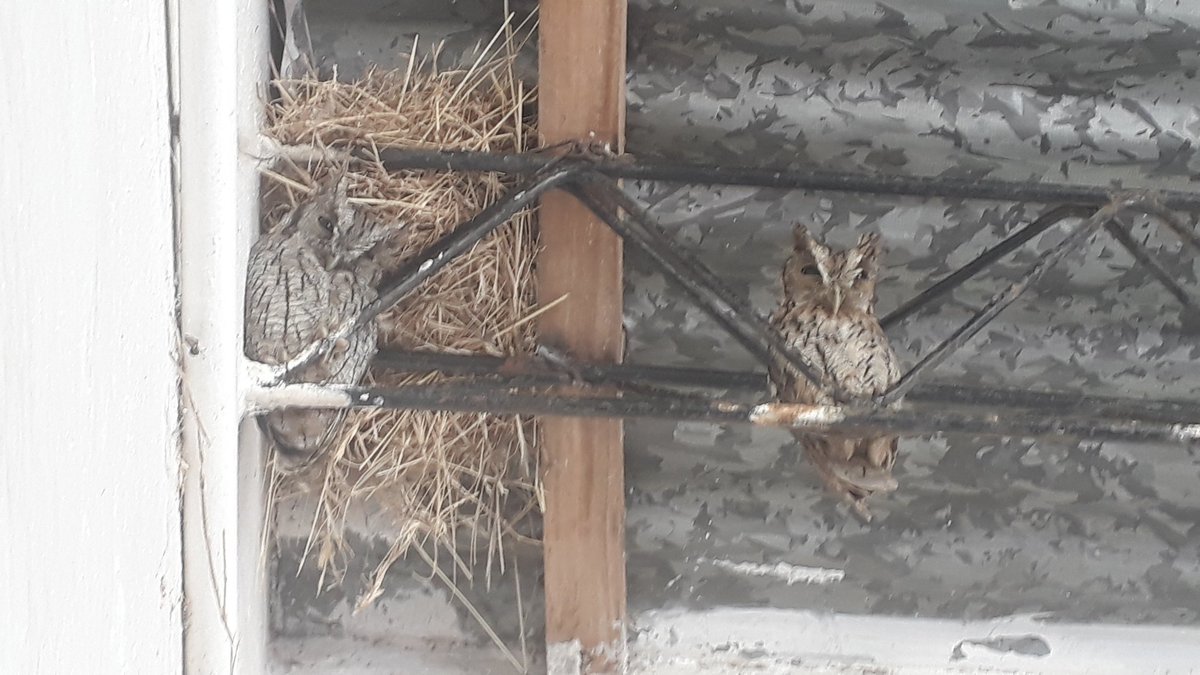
245, 171, 389, 469
768, 224, 902, 520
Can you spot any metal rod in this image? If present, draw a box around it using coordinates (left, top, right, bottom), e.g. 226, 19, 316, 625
372, 349, 768, 391
1104, 217, 1200, 313
880, 205, 1095, 329
568, 177, 834, 397
371, 348, 1200, 425
1133, 200, 1200, 257
369, 147, 1200, 210
907, 383, 1200, 426
272, 380, 1200, 446
879, 198, 1128, 405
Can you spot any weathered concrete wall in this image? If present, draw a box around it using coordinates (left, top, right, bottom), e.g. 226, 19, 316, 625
0, 1, 184, 672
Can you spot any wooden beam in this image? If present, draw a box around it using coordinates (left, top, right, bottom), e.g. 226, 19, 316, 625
536, 0, 627, 671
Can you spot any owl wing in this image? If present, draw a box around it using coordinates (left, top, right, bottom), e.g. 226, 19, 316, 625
767, 303, 836, 405
770, 304, 901, 400
261, 268, 377, 470
244, 232, 333, 366
825, 317, 902, 399
246, 233, 359, 469
320, 270, 378, 386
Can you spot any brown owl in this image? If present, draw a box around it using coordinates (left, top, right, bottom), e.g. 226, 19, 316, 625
245, 170, 390, 470
768, 223, 902, 521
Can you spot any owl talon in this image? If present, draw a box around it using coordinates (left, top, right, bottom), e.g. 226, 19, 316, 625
329, 337, 351, 359
573, 139, 621, 161
534, 344, 586, 385
849, 498, 875, 523
245, 358, 290, 388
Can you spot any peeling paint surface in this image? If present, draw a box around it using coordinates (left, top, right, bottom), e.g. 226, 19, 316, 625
620, 0, 1200, 629
699, 558, 846, 586
275, 0, 1200, 671
545, 640, 583, 675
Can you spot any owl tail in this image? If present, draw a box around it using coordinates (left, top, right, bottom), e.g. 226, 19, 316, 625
259, 408, 348, 471
797, 432, 899, 522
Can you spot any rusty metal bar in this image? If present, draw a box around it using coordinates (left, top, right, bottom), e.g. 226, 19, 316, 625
1104, 217, 1200, 313
372, 349, 765, 390
883, 205, 1198, 329
369, 147, 1200, 210
372, 348, 1200, 428
268, 378, 1200, 446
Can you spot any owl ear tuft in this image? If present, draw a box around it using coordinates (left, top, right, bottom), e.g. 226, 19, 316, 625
335, 159, 353, 192
853, 232, 884, 279
794, 223, 835, 265
309, 160, 351, 202
321, 161, 351, 203
856, 232, 882, 251
792, 223, 820, 252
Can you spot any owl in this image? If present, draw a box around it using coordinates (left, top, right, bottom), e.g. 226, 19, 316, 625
245, 169, 391, 470
768, 223, 902, 521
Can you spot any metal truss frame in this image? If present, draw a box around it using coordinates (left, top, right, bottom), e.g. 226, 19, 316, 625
246, 147, 1200, 446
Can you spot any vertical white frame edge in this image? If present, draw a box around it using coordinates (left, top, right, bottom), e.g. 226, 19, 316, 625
175, 0, 271, 672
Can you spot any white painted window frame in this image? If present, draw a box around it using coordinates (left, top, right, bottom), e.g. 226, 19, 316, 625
174, 0, 273, 672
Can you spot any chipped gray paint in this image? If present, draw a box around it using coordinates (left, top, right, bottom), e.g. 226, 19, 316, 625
620, 0, 1200, 630
275, 0, 1200, 667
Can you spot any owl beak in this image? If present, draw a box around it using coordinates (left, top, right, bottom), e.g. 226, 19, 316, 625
831, 287, 843, 314
329, 231, 347, 267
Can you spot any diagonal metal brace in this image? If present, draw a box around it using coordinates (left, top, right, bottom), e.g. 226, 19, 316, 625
363, 165, 582, 330
1104, 217, 1200, 314
566, 175, 837, 400
881, 205, 1096, 329
882, 204, 1199, 330
878, 192, 1181, 405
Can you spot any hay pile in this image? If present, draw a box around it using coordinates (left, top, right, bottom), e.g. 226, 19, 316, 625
262, 34, 542, 609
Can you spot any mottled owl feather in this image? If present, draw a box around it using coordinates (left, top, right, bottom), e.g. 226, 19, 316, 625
244, 172, 382, 469
768, 223, 901, 520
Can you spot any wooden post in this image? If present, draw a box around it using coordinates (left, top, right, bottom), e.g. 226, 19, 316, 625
537, 0, 627, 672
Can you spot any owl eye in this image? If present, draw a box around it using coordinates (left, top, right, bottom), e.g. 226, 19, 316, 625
799, 264, 821, 276
851, 268, 867, 282
317, 216, 335, 233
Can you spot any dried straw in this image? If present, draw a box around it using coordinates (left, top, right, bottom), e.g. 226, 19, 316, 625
262, 30, 543, 612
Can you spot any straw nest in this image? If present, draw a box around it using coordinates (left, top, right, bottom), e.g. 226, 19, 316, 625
262, 36, 542, 609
